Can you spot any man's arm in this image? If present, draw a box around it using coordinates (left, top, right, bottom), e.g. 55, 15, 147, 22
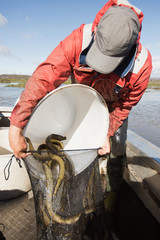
108, 55, 152, 138
9, 47, 72, 158
99, 54, 152, 155
9, 26, 84, 157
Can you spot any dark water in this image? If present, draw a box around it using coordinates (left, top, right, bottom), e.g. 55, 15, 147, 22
0, 84, 160, 148
128, 89, 160, 148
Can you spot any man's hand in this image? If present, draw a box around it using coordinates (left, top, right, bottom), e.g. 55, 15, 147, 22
9, 125, 29, 159
98, 135, 110, 156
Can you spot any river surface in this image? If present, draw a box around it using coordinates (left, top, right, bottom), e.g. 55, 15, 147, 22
0, 84, 160, 148
128, 89, 160, 148
0, 83, 24, 107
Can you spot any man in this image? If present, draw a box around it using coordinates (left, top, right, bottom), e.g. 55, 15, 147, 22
9, 0, 152, 212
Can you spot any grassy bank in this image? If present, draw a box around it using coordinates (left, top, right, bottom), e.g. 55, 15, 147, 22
147, 78, 160, 89
0, 74, 30, 88
0, 75, 160, 89
0, 74, 71, 88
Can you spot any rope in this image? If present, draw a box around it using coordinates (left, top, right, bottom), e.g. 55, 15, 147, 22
4, 155, 22, 180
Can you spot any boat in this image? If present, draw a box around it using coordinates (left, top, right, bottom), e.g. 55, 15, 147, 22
0, 84, 110, 240
0, 106, 31, 201
124, 129, 160, 223
0, 105, 160, 240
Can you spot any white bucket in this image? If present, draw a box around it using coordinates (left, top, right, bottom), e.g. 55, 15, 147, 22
24, 84, 109, 175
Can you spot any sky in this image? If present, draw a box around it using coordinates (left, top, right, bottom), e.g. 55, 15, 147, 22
0, 0, 160, 78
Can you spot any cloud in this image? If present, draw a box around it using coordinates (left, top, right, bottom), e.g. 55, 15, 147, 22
151, 56, 160, 78
21, 32, 43, 40
155, 42, 160, 48
25, 16, 30, 22
0, 45, 12, 56
152, 56, 160, 61
0, 13, 8, 27
31, 60, 41, 65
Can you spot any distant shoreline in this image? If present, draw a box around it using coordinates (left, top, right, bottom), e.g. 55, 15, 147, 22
0, 74, 30, 88
0, 74, 160, 89
147, 78, 160, 89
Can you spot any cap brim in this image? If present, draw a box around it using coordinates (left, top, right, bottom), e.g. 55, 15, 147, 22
86, 40, 124, 74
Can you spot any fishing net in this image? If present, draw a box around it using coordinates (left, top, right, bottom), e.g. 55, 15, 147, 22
24, 135, 108, 240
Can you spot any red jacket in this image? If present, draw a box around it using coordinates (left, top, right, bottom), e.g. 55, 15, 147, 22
10, 0, 152, 137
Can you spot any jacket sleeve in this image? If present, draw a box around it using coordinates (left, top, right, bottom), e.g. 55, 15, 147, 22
108, 51, 152, 137
10, 26, 83, 128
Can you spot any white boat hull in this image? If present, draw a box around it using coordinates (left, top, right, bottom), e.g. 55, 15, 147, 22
0, 120, 31, 200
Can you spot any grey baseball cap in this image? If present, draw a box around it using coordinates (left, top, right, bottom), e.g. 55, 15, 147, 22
86, 6, 140, 74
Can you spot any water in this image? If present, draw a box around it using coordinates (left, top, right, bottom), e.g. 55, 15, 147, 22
128, 89, 160, 148
0, 84, 160, 148
0, 84, 24, 107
